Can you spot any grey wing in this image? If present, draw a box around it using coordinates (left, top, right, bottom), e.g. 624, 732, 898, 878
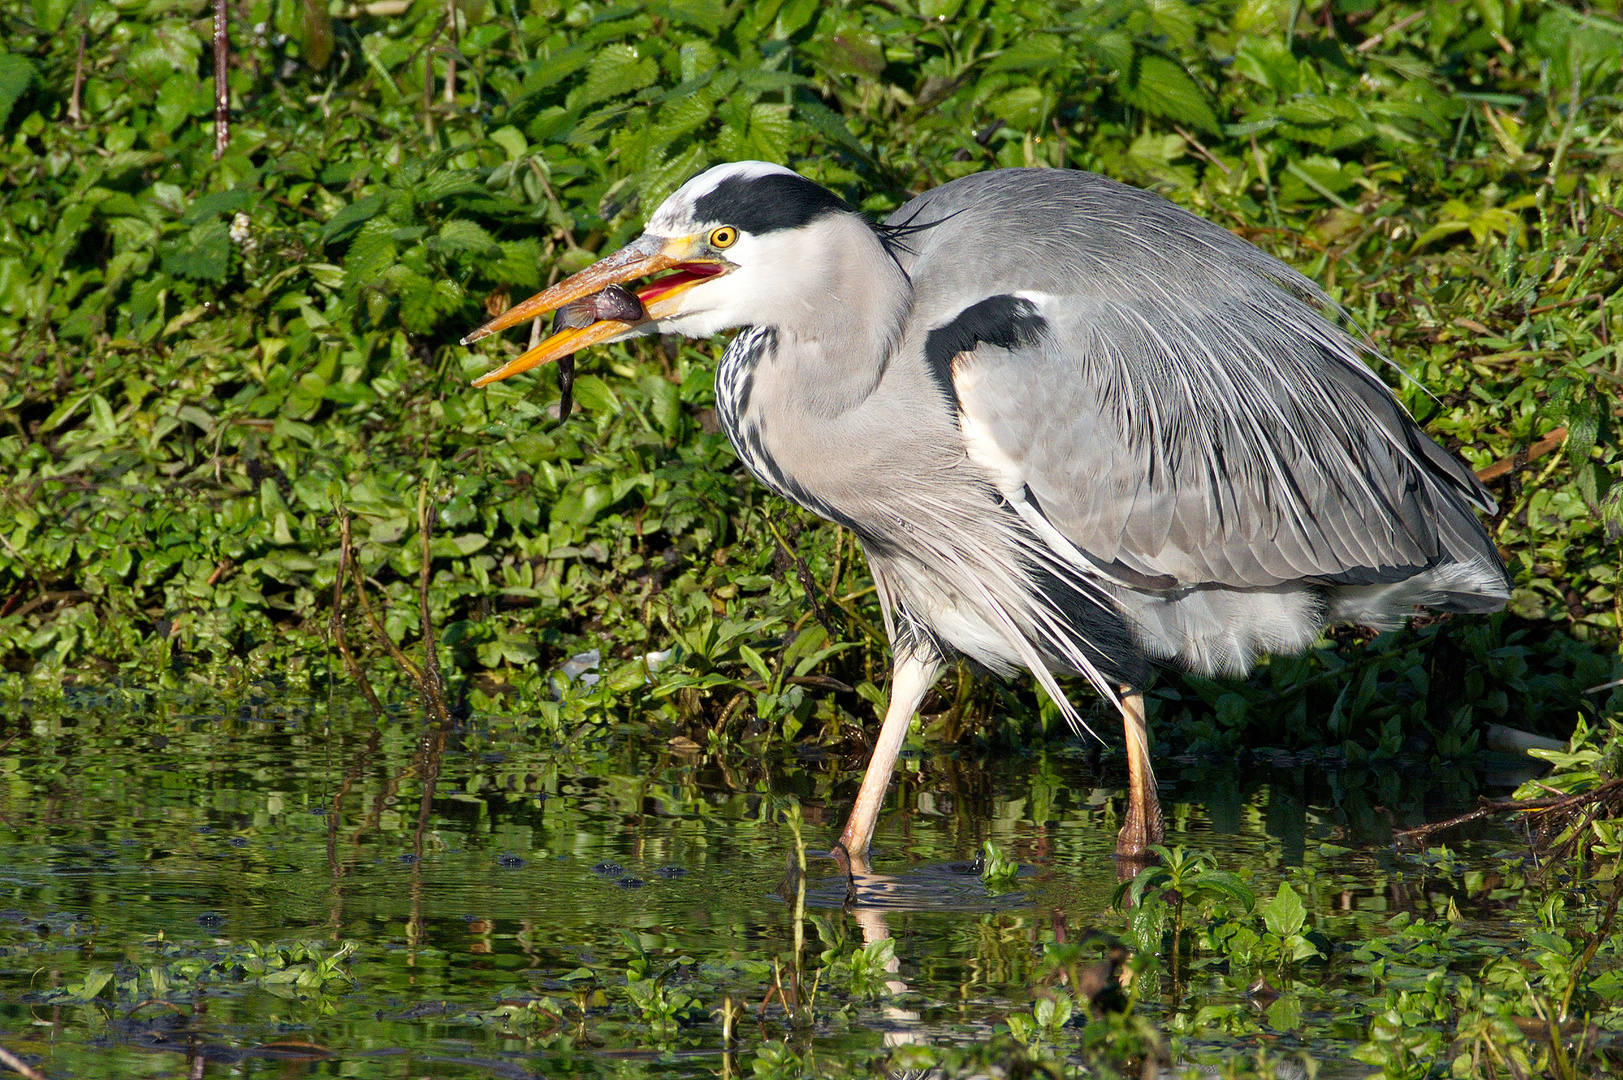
887, 168, 1499, 591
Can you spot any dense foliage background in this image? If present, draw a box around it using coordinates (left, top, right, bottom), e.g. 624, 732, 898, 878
0, 0, 1619, 754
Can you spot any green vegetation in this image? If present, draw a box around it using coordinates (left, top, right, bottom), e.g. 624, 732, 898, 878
0, 0, 1617, 756
2, 1, 1623, 1071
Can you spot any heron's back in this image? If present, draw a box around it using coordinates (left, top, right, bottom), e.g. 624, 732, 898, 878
881, 168, 1509, 676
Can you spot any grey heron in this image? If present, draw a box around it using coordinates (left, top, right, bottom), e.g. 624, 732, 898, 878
462, 162, 1512, 861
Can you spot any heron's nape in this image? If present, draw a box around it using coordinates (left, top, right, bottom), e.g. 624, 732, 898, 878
464, 160, 1512, 867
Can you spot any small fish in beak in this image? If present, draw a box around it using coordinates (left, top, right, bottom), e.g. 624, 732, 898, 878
550, 284, 646, 421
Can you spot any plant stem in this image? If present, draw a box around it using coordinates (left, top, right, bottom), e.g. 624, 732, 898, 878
67, 31, 85, 124
417, 481, 450, 724
332, 513, 385, 718
213, 0, 229, 159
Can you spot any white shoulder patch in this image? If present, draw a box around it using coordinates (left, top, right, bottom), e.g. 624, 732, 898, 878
1012, 290, 1062, 311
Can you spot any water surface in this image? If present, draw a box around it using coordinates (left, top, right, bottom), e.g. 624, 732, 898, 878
0, 687, 1529, 1077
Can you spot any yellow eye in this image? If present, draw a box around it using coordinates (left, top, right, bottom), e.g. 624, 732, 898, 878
709, 226, 738, 249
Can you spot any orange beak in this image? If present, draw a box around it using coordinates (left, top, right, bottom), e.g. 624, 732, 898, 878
462, 234, 729, 388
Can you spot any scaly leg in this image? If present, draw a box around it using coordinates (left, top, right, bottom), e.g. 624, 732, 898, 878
1116, 690, 1163, 859
836, 649, 942, 860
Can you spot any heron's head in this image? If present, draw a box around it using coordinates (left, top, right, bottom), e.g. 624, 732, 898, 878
462, 161, 858, 386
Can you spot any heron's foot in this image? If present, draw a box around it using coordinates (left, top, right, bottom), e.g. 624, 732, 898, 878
828, 840, 872, 878
1115, 802, 1165, 862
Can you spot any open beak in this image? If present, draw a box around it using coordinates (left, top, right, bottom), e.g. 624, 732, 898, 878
461, 234, 729, 388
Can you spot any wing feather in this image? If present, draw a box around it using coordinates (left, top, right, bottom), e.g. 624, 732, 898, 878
887, 168, 1494, 591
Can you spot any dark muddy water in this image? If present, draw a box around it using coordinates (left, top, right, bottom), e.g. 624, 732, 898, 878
0, 687, 1532, 1077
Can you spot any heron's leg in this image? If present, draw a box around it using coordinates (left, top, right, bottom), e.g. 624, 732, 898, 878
1116, 690, 1163, 859
836, 649, 942, 860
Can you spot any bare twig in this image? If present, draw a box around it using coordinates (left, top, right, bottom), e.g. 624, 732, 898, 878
68, 31, 86, 124
332, 514, 385, 718
761, 516, 837, 641
6, 590, 90, 621
213, 0, 230, 158
349, 553, 425, 684
442, 0, 457, 103
1527, 292, 1604, 316
1475, 427, 1568, 482
0, 1044, 47, 1080
1173, 126, 1231, 176
1355, 8, 1425, 53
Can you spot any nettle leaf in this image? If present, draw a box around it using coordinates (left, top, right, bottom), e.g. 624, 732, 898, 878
574, 44, 659, 110
989, 86, 1048, 130
489, 240, 542, 289
1118, 53, 1221, 135
398, 277, 466, 333
986, 35, 1067, 75
0, 52, 40, 130
747, 103, 794, 163
182, 189, 254, 225
434, 219, 498, 257
414, 171, 487, 203
159, 220, 232, 282
640, 143, 710, 213
1563, 388, 1601, 469
660, 0, 728, 35
1233, 35, 1300, 94
1262, 882, 1307, 939
321, 194, 388, 244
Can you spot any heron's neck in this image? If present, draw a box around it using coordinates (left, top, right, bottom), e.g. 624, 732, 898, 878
755, 215, 912, 417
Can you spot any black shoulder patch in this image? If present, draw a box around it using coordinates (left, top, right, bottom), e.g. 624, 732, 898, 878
924, 295, 1047, 408
692, 173, 851, 235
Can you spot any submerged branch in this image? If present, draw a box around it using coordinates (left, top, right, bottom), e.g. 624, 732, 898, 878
1394, 776, 1623, 848
0, 1044, 47, 1080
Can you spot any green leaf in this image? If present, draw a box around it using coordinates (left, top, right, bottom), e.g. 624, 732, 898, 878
159, 219, 233, 283
182, 189, 254, 225
434, 219, 498, 256
570, 375, 620, 414
320, 194, 388, 244
659, 0, 728, 35
1564, 392, 1600, 471
1262, 882, 1307, 939
0, 53, 39, 130
989, 86, 1048, 129
30, 0, 70, 33
490, 239, 542, 290
738, 644, 771, 684
79, 968, 115, 1001
987, 36, 1067, 74
1233, 35, 1300, 94
574, 44, 659, 109
1118, 53, 1221, 135
1188, 870, 1256, 913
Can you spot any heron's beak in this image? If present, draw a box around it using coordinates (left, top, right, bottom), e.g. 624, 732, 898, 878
461, 233, 729, 387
